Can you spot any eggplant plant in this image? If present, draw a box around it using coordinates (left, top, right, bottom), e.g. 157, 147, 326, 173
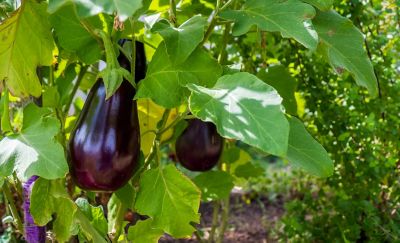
0, 0, 379, 242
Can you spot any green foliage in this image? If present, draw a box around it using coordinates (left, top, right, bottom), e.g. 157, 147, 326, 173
0, 0, 389, 241
193, 171, 234, 202
135, 164, 201, 237
0, 104, 68, 180
220, 0, 317, 49
0, 0, 54, 97
188, 72, 290, 156
287, 116, 333, 177
136, 43, 222, 108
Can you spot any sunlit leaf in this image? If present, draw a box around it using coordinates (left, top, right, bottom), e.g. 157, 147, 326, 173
0, 104, 68, 181
188, 72, 289, 156
0, 0, 54, 97
127, 219, 164, 243
220, 0, 318, 49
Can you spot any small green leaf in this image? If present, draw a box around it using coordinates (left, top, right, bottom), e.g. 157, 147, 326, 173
220, 0, 318, 49
234, 162, 265, 179
313, 10, 378, 96
153, 15, 207, 64
188, 72, 289, 156
287, 116, 334, 177
127, 219, 164, 243
136, 43, 222, 108
135, 164, 201, 238
0, 104, 68, 180
0, 0, 54, 97
75, 198, 108, 236
193, 171, 234, 202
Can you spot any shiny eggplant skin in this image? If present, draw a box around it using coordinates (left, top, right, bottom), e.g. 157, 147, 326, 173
175, 119, 223, 171
68, 80, 140, 191
68, 40, 145, 191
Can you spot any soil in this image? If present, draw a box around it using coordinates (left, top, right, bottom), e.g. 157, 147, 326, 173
159, 193, 285, 243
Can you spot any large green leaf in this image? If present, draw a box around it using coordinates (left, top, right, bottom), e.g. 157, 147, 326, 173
287, 117, 333, 177
135, 43, 222, 108
193, 171, 234, 202
302, 0, 333, 11
188, 72, 289, 156
135, 164, 201, 238
49, 3, 102, 64
219, 0, 317, 49
258, 65, 298, 115
30, 179, 77, 242
152, 15, 207, 64
127, 219, 164, 243
313, 10, 378, 96
0, 104, 68, 181
0, 0, 54, 97
48, 0, 142, 20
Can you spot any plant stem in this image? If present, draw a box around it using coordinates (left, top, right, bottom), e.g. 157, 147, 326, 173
2, 182, 24, 235
130, 18, 136, 85
63, 65, 88, 114
209, 200, 220, 243
220, 0, 235, 11
169, 0, 177, 27
218, 23, 232, 64
216, 197, 230, 243
201, 0, 221, 46
1, 85, 12, 133
110, 201, 125, 243
131, 109, 171, 183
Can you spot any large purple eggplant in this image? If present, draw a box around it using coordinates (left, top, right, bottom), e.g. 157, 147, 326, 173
68, 40, 145, 191
175, 119, 223, 171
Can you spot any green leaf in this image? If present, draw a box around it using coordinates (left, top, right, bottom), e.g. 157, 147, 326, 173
49, 3, 102, 64
302, 0, 333, 11
188, 72, 289, 156
99, 67, 132, 99
48, 0, 143, 21
30, 178, 77, 242
153, 15, 207, 64
0, 0, 54, 97
127, 219, 164, 243
219, 0, 318, 49
135, 164, 201, 238
75, 198, 108, 236
193, 171, 234, 202
313, 10, 378, 96
0, 104, 68, 181
42, 86, 61, 108
74, 209, 109, 243
287, 116, 333, 177
234, 162, 265, 179
258, 65, 298, 116
136, 43, 222, 108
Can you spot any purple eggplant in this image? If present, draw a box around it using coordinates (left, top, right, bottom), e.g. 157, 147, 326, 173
68, 40, 145, 191
23, 176, 46, 243
175, 119, 223, 171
